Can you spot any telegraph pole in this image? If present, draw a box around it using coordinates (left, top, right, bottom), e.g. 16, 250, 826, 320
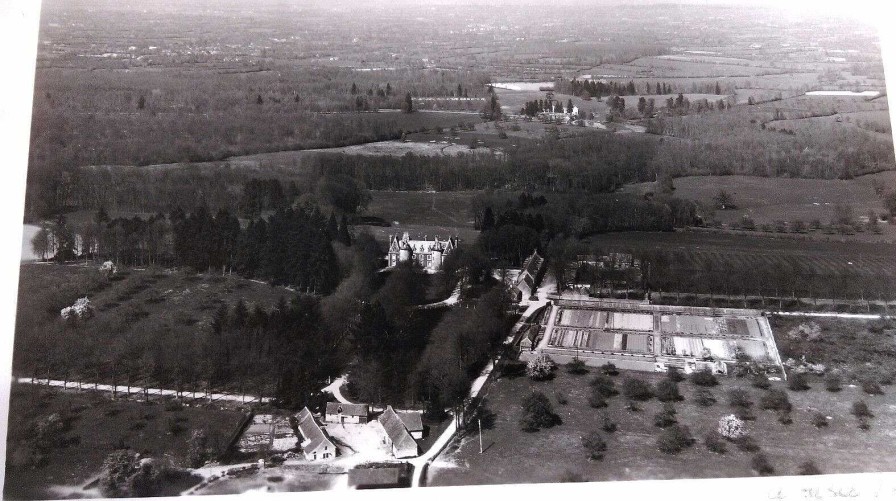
478, 418, 483, 454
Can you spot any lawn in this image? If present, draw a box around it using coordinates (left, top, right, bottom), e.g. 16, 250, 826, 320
3, 384, 246, 500
361, 190, 482, 247
428, 367, 896, 486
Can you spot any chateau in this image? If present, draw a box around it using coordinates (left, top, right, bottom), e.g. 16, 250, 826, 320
386, 232, 458, 272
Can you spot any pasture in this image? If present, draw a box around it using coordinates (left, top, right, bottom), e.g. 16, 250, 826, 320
428, 367, 896, 486
623, 174, 895, 236
4, 384, 245, 500
361, 190, 481, 245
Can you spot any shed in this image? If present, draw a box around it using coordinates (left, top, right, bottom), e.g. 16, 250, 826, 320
348, 463, 411, 489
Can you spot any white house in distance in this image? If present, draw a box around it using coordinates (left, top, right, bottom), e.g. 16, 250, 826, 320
295, 407, 337, 461
324, 402, 370, 424
386, 232, 457, 272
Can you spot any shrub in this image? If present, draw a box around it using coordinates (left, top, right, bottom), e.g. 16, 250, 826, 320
566, 358, 589, 375
590, 375, 618, 397
666, 366, 685, 382
657, 425, 694, 455
600, 413, 617, 433
164, 400, 184, 412
526, 355, 557, 381
788, 373, 810, 391
556, 392, 568, 406
581, 432, 607, 460
798, 461, 822, 475
588, 389, 607, 409
759, 389, 792, 413
851, 400, 873, 419
778, 411, 793, 425
811, 412, 828, 428
654, 404, 677, 428
601, 363, 619, 376
751, 373, 771, 390
752, 453, 775, 476
622, 377, 654, 401
862, 379, 884, 395
858, 417, 871, 431
501, 360, 527, 378
736, 436, 761, 452
695, 389, 716, 407
691, 369, 718, 387
704, 432, 727, 454
167, 417, 187, 436
656, 380, 683, 402
824, 372, 842, 392
520, 391, 561, 431
718, 414, 746, 440
625, 401, 641, 412
728, 389, 753, 409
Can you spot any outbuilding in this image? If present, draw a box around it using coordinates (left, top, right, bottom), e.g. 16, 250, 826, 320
325, 402, 370, 424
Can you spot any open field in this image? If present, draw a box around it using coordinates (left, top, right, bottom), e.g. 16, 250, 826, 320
585, 230, 896, 276
4, 384, 245, 500
622, 173, 896, 237
428, 368, 896, 486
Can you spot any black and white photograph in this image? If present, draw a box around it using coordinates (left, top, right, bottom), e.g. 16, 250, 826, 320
2, 0, 896, 499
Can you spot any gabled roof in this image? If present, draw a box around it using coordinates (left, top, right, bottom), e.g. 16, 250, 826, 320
348, 464, 410, 488
295, 407, 335, 454
379, 406, 418, 456
326, 402, 369, 417
396, 411, 423, 433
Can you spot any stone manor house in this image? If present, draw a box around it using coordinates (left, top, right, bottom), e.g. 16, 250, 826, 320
386, 232, 458, 272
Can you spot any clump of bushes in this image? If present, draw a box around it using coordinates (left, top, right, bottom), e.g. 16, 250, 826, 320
704, 432, 727, 454
788, 372, 810, 391
590, 375, 618, 397
654, 403, 677, 428
601, 363, 619, 376
526, 355, 557, 381
695, 389, 716, 407
657, 425, 694, 455
600, 413, 617, 433
656, 380, 683, 402
759, 389, 792, 413
862, 379, 884, 395
751, 373, 771, 389
622, 377, 654, 401
690, 369, 718, 387
852, 400, 873, 430
566, 358, 589, 375
752, 453, 775, 476
581, 432, 607, 461
811, 412, 828, 428
736, 436, 761, 453
798, 461, 822, 475
718, 414, 746, 440
520, 391, 561, 432
824, 372, 842, 392
556, 391, 568, 406
666, 366, 685, 382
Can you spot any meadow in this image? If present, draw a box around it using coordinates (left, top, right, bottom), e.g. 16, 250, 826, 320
429, 366, 896, 486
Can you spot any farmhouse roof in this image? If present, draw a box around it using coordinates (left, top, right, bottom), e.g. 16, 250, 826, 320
326, 402, 369, 417
379, 406, 418, 457
396, 411, 424, 433
295, 407, 334, 454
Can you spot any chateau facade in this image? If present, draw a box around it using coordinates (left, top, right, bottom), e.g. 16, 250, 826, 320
386, 232, 457, 272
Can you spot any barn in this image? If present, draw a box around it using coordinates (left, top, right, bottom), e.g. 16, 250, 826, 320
377, 406, 419, 459
396, 411, 424, 440
325, 402, 370, 424
295, 407, 337, 461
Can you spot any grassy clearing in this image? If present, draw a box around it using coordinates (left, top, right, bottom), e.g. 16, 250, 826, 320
429, 368, 896, 486
361, 190, 482, 246
622, 174, 895, 236
3, 384, 245, 500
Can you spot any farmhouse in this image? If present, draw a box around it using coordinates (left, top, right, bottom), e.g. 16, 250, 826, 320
325, 402, 370, 424
295, 407, 337, 461
515, 250, 545, 300
520, 296, 784, 375
396, 411, 424, 440
386, 232, 458, 272
377, 406, 419, 458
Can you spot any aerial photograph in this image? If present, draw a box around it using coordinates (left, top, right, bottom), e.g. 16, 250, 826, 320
3, 0, 896, 498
